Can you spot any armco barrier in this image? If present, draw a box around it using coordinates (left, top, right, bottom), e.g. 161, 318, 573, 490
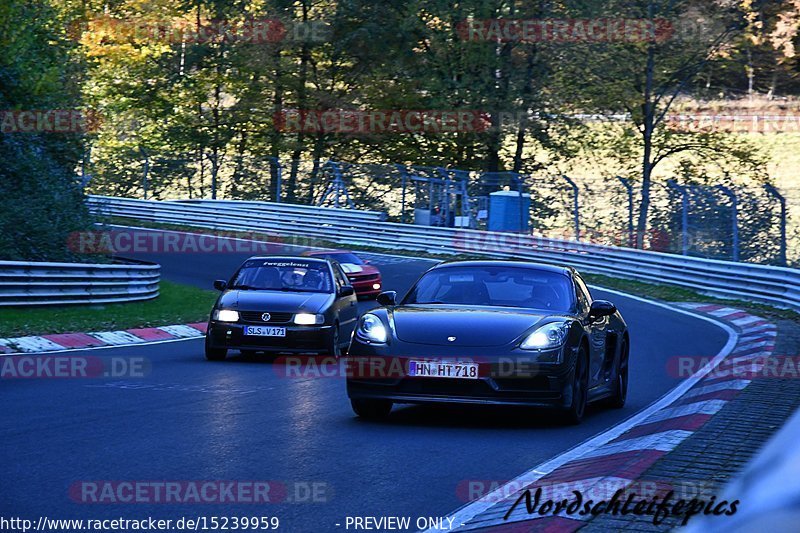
0, 258, 160, 306
87, 195, 800, 312
173, 199, 387, 222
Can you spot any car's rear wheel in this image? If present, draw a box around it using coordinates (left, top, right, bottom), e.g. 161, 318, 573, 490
351, 399, 393, 419
204, 336, 227, 361
607, 337, 629, 409
565, 348, 589, 424
326, 323, 341, 357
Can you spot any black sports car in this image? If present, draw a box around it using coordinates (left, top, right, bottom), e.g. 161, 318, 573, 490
205, 256, 358, 360
346, 260, 629, 424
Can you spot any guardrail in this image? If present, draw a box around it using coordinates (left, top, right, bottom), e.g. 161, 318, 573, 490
87, 195, 800, 312
171, 199, 387, 222
0, 258, 160, 307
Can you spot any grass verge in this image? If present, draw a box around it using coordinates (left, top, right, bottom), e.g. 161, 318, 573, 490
0, 280, 217, 338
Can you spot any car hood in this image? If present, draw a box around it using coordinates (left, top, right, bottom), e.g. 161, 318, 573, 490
218, 290, 334, 313
345, 264, 380, 277
391, 306, 549, 347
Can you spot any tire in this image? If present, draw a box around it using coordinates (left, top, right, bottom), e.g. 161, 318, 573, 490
326, 323, 341, 357
351, 398, 393, 420
607, 337, 629, 409
204, 336, 227, 361
565, 347, 589, 425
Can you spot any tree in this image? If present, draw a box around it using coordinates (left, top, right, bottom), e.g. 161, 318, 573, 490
564, 0, 746, 247
0, 0, 94, 261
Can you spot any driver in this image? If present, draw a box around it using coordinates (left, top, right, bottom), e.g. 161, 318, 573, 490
303, 269, 324, 290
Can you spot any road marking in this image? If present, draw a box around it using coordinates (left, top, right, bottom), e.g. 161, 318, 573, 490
5, 336, 65, 352
682, 380, 750, 399
640, 399, 727, 425
90, 331, 147, 345
158, 325, 205, 338
580, 430, 694, 459
422, 292, 739, 533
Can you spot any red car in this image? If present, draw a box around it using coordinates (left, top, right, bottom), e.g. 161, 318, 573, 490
302, 250, 383, 298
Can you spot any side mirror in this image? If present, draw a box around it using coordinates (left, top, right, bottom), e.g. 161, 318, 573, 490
589, 300, 616, 319
376, 291, 397, 306
339, 285, 355, 297
213, 279, 228, 291
363, 259, 371, 265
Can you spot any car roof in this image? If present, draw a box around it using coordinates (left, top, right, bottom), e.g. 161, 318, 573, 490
245, 255, 331, 264
432, 260, 574, 276
303, 249, 353, 255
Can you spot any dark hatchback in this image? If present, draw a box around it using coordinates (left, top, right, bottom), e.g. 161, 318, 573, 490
205, 256, 359, 360
346, 261, 629, 424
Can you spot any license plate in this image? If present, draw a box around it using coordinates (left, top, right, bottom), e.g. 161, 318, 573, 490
244, 326, 286, 337
408, 360, 479, 379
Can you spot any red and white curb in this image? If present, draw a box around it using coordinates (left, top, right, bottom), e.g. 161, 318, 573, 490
0, 323, 207, 355
427, 302, 775, 532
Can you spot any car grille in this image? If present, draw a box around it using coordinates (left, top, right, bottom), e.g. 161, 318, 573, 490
348, 273, 380, 281
239, 311, 293, 324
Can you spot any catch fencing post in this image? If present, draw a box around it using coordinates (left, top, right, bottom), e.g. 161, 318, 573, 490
668, 180, 689, 256
764, 184, 788, 266
617, 176, 634, 247
716, 185, 740, 262
560, 175, 580, 241
269, 157, 283, 203
396, 164, 410, 224
139, 146, 150, 200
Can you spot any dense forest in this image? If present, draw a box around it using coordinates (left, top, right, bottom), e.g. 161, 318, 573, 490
1, 0, 799, 262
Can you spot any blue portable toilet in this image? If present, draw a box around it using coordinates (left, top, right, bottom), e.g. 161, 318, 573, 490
488, 191, 530, 232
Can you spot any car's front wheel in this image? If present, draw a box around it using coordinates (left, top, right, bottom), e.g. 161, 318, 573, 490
351, 399, 393, 420
565, 348, 589, 424
607, 337, 629, 409
204, 336, 227, 361
326, 323, 341, 357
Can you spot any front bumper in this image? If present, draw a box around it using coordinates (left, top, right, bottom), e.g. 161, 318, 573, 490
206, 321, 331, 353
348, 276, 382, 297
345, 345, 576, 409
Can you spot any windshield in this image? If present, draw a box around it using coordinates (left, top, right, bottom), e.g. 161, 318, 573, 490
314, 252, 364, 265
230, 259, 333, 293
403, 266, 574, 312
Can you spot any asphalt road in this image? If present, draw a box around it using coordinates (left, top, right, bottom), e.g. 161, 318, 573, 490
0, 228, 729, 531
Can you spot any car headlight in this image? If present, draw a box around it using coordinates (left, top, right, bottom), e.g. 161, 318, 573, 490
356, 314, 388, 344
521, 322, 570, 350
214, 309, 240, 322
294, 313, 324, 325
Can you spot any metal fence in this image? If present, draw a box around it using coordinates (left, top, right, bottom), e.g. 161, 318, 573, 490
87, 195, 800, 312
84, 156, 795, 267
0, 259, 160, 307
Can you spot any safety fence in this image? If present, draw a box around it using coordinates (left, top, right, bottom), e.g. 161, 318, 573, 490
83, 157, 795, 267
0, 258, 160, 307
87, 195, 800, 312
